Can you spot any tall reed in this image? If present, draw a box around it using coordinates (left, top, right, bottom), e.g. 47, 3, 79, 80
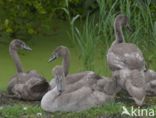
71, 15, 99, 70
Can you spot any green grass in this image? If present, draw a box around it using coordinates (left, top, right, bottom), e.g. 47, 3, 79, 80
0, 104, 43, 118
0, 101, 133, 118
1, 98, 156, 118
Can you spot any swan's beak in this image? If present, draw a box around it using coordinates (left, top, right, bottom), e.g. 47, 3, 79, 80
23, 45, 32, 51
48, 54, 57, 62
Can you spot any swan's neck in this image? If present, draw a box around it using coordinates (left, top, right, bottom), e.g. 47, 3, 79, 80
62, 51, 70, 77
9, 47, 24, 73
113, 23, 125, 45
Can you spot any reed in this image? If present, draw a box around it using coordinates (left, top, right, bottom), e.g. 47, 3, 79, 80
71, 15, 99, 70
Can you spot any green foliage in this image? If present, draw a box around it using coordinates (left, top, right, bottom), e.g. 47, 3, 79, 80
67, 0, 98, 17
0, 0, 67, 40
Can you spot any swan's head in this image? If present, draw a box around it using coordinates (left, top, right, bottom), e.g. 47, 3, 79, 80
48, 45, 69, 62
115, 14, 132, 31
53, 65, 65, 94
10, 39, 32, 51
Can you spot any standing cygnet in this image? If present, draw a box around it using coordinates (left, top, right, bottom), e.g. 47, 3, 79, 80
8, 39, 49, 100
114, 69, 146, 106
107, 14, 145, 72
41, 65, 114, 112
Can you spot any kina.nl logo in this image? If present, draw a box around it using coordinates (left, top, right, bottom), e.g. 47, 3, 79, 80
121, 106, 155, 117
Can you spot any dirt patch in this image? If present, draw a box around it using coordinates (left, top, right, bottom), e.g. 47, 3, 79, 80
0, 91, 18, 106
116, 90, 156, 107
0, 91, 40, 106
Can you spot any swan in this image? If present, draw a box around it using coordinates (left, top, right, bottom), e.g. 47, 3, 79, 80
107, 14, 145, 71
114, 69, 146, 106
7, 39, 50, 100
41, 65, 114, 112
49, 46, 103, 90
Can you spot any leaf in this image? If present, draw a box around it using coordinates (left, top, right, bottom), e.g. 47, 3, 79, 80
4, 19, 9, 27
61, 8, 70, 17
71, 15, 80, 25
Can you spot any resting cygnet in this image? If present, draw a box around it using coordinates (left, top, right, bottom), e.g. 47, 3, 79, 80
41, 66, 114, 112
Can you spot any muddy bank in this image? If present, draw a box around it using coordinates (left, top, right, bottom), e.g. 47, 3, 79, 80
0, 91, 40, 106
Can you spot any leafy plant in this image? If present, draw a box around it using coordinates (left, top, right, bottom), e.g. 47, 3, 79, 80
0, 0, 68, 41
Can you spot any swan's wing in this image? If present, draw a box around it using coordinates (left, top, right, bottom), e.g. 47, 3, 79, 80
107, 52, 125, 71
102, 77, 121, 95
66, 71, 90, 84
28, 78, 49, 93
108, 43, 145, 70
145, 69, 156, 82
7, 75, 18, 94
66, 71, 101, 84
130, 70, 145, 87
8, 72, 49, 100
30, 81, 49, 93
7, 73, 28, 94
149, 80, 156, 88
64, 72, 99, 93
26, 71, 50, 92
146, 81, 156, 96
112, 69, 146, 105
125, 79, 145, 106
55, 86, 92, 112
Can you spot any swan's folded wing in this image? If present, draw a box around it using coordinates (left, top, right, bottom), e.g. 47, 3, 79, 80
31, 81, 49, 93
125, 79, 145, 105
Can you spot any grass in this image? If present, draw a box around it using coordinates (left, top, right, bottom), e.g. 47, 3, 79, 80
0, 101, 125, 118
0, 104, 43, 118
1, 96, 156, 118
